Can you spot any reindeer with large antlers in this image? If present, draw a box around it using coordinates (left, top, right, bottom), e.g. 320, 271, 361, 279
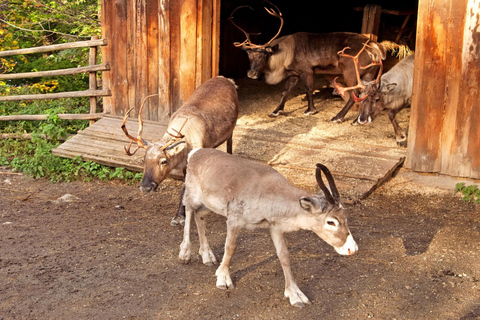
333, 45, 415, 147
230, 2, 385, 121
121, 76, 239, 225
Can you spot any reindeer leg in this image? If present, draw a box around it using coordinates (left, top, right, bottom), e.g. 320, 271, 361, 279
171, 185, 186, 226
216, 223, 241, 290
178, 206, 193, 264
388, 106, 408, 147
270, 228, 311, 308
269, 76, 299, 117
195, 210, 217, 266
331, 94, 356, 123
301, 71, 317, 115
226, 135, 233, 154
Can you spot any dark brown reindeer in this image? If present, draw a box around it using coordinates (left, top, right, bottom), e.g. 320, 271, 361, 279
121, 76, 239, 225
333, 45, 415, 147
230, 2, 385, 121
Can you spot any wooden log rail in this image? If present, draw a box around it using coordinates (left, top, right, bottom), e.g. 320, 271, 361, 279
0, 38, 110, 125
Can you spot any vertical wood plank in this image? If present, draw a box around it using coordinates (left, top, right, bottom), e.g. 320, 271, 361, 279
406, 0, 448, 173
451, 0, 480, 177
146, 0, 160, 122
440, 0, 466, 176
133, 0, 148, 119
361, 4, 382, 41
195, 0, 204, 88
170, 0, 181, 111
196, 0, 213, 86
126, 1, 135, 117
202, 0, 213, 82
101, 0, 112, 114
159, 0, 172, 123
112, 0, 129, 116
211, 0, 221, 77
179, 0, 198, 107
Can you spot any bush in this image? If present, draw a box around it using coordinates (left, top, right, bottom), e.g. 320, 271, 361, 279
455, 183, 480, 204
0, 83, 142, 183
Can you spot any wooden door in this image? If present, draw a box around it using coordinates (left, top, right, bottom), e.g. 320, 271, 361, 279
406, 0, 480, 179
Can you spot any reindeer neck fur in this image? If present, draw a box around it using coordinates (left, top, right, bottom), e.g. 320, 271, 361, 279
163, 114, 206, 149
265, 35, 295, 85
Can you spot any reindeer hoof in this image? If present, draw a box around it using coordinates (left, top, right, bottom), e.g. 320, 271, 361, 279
170, 216, 185, 227
303, 108, 318, 116
269, 110, 284, 117
330, 116, 344, 123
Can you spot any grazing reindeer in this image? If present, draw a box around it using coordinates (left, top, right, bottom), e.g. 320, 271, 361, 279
230, 2, 385, 120
334, 47, 415, 147
179, 148, 358, 308
121, 76, 239, 225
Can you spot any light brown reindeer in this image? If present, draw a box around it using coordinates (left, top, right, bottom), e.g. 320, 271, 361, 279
179, 148, 358, 307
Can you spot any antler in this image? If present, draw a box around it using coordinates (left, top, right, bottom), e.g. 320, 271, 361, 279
229, 0, 283, 49
333, 41, 383, 102
121, 94, 158, 156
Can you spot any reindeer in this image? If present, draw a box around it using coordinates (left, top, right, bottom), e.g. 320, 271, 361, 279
121, 76, 239, 225
230, 2, 385, 121
179, 148, 358, 308
333, 46, 415, 147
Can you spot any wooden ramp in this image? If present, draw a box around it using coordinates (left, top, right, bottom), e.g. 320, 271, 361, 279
53, 115, 406, 203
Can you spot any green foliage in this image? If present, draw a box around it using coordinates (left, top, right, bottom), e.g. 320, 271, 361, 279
1, 0, 101, 47
0, 1, 135, 183
455, 183, 480, 204
0, 85, 142, 184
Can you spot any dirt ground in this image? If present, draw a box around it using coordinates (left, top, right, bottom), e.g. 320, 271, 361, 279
1, 76, 480, 319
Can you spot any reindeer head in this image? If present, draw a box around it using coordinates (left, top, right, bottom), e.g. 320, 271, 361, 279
299, 163, 357, 255
356, 80, 398, 125
121, 96, 188, 192
229, 1, 283, 80
332, 42, 386, 126
138, 138, 187, 192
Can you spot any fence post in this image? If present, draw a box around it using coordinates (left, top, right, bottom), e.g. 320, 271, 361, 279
89, 36, 99, 125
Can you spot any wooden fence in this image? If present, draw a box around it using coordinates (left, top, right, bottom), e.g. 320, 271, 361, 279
0, 37, 110, 125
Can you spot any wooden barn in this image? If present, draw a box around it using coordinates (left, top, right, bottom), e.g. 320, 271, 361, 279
53, 0, 479, 199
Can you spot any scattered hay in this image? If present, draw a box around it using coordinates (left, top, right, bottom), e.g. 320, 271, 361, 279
381, 40, 414, 59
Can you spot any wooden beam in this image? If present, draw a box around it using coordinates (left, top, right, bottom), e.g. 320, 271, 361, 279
0, 39, 107, 57
89, 36, 99, 125
361, 4, 382, 41
0, 64, 110, 80
0, 89, 111, 101
0, 113, 104, 121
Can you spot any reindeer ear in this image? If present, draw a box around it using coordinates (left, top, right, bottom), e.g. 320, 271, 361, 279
266, 44, 279, 54
164, 141, 186, 158
299, 197, 330, 214
141, 138, 152, 147
380, 82, 397, 93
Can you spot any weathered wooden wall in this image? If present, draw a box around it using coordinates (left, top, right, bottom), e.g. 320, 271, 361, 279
101, 0, 220, 124
406, 0, 480, 179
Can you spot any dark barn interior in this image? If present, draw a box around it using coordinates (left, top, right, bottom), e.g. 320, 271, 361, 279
219, 0, 419, 78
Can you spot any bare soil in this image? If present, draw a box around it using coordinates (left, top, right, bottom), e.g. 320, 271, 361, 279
1, 77, 480, 319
